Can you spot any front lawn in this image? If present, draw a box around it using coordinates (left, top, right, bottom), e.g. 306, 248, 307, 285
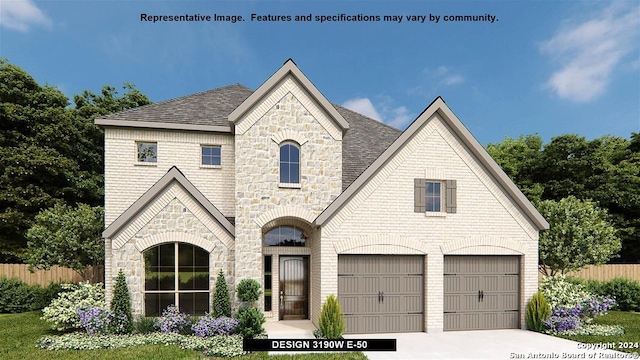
553, 311, 640, 354
0, 311, 366, 360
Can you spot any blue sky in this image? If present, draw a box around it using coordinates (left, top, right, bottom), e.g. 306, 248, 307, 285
1, 0, 639, 145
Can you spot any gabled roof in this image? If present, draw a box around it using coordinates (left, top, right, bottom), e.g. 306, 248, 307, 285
102, 166, 235, 238
228, 59, 350, 132
314, 97, 550, 231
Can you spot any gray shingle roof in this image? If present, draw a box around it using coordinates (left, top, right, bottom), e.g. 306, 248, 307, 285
97, 84, 401, 190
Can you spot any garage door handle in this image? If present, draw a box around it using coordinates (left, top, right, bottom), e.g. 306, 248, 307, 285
381, 291, 384, 303
480, 290, 484, 302
378, 291, 382, 303
478, 290, 481, 302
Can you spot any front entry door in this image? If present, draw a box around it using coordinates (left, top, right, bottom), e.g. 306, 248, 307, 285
279, 256, 309, 320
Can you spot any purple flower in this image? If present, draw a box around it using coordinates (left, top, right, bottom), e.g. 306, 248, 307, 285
76, 307, 112, 335
192, 315, 239, 337
155, 305, 191, 333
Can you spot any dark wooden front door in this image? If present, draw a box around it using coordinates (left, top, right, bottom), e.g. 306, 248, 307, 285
279, 256, 309, 320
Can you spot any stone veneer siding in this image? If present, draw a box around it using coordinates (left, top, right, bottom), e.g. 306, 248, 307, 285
321, 113, 539, 332
106, 184, 234, 315
234, 76, 342, 318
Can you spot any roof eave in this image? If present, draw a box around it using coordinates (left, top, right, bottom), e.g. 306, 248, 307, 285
228, 59, 349, 132
95, 119, 231, 133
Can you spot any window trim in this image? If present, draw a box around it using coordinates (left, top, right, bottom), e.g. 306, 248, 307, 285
279, 141, 301, 186
136, 141, 158, 165
425, 181, 443, 213
143, 242, 210, 316
200, 144, 222, 168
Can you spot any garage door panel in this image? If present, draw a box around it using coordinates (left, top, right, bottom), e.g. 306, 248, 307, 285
444, 256, 520, 331
338, 255, 424, 333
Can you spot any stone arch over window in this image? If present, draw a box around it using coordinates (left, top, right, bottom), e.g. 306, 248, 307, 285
271, 129, 309, 146
279, 141, 300, 184
143, 242, 210, 316
135, 231, 219, 253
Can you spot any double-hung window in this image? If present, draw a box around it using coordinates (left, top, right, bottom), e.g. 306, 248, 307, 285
280, 142, 300, 184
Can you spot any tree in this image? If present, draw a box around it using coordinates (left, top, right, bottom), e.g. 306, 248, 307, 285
212, 269, 231, 318
0, 58, 151, 262
538, 196, 621, 276
24, 203, 104, 281
110, 269, 133, 334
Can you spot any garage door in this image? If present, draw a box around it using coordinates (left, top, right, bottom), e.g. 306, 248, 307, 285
444, 255, 520, 331
338, 255, 424, 333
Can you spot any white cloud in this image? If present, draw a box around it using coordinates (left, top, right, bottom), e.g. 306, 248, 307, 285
342, 98, 383, 121
342, 97, 413, 129
0, 0, 51, 31
424, 66, 465, 87
540, 2, 639, 102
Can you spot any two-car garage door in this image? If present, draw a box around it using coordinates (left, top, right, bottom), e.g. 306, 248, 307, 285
338, 255, 424, 333
337, 255, 520, 333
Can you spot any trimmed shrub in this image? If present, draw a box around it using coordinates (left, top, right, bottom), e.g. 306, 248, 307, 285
155, 304, 191, 334
597, 278, 640, 312
212, 269, 231, 318
0, 277, 38, 313
526, 291, 551, 332
192, 315, 239, 337
41, 282, 105, 331
318, 294, 346, 339
236, 279, 261, 303
233, 306, 265, 338
34, 282, 65, 310
110, 269, 133, 334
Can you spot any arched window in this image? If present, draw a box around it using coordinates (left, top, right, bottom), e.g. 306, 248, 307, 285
280, 142, 300, 184
263, 226, 306, 247
143, 243, 209, 316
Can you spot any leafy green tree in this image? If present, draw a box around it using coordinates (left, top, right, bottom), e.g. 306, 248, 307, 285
486, 134, 544, 203
110, 269, 133, 334
538, 196, 621, 276
0, 58, 151, 262
24, 203, 104, 281
212, 269, 231, 318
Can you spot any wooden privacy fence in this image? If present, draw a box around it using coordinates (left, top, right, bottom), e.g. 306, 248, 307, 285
539, 264, 640, 282
0, 264, 104, 286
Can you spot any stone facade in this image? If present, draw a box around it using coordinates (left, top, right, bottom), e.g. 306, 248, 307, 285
233, 75, 342, 302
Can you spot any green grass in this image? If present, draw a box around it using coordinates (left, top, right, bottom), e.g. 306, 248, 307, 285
554, 311, 640, 354
0, 311, 366, 360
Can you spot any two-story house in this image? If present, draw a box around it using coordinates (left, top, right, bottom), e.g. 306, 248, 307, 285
96, 59, 548, 333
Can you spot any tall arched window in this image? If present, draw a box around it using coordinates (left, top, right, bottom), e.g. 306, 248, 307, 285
280, 142, 300, 184
144, 243, 209, 316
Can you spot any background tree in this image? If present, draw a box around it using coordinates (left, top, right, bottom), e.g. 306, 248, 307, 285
538, 196, 621, 276
24, 203, 104, 281
0, 58, 150, 262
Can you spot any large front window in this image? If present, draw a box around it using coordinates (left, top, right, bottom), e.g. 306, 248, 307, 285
144, 243, 209, 316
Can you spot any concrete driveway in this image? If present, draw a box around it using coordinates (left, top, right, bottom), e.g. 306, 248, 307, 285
344, 330, 638, 360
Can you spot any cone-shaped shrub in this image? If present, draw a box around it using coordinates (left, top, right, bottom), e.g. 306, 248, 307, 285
319, 294, 346, 339
212, 269, 231, 318
110, 269, 133, 334
526, 291, 551, 332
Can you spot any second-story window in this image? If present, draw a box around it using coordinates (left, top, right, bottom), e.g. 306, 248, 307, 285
280, 142, 300, 184
137, 142, 157, 163
201, 145, 221, 166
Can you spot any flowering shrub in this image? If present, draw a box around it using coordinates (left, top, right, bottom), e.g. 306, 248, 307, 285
561, 324, 625, 337
76, 306, 112, 335
540, 275, 591, 309
192, 315, 238, 337
42, 282, 105, 331
155, 305, 191, 333
544, 294, 616, 333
